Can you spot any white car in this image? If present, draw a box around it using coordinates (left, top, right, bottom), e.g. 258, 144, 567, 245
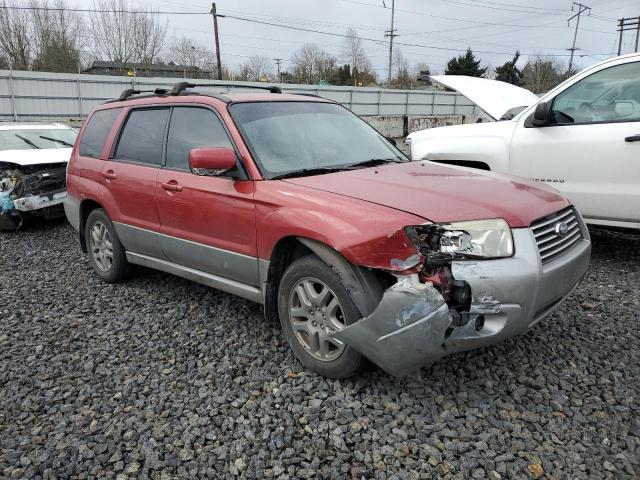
407, 53, 640, 231
0, 123, 77, 232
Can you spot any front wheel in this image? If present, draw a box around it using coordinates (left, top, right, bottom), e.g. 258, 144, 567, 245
278, 255, 367, 378
0, 212, 18, 232
85, 209, 132, 283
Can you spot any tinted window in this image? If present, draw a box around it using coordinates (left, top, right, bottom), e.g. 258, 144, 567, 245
165, 107, 233, 170
79, 108, 121, 158
552, 62, 640, 124
114, 109, 169, 165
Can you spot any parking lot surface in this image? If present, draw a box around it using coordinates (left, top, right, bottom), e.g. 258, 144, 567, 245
1, 221, 638, 479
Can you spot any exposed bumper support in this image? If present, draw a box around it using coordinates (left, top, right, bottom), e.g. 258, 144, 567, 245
331, 227, 591, 376
12, 190, 67, 212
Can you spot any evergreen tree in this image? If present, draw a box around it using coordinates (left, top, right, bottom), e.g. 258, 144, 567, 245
495, 51, 523, 85
445, 48, 486, 77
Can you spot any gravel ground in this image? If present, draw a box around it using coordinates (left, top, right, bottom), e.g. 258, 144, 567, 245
0, 220, 638, 480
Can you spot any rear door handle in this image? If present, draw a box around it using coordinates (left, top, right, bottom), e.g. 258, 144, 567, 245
625, 134, 640, 142
161, 181, 183, 192
102, 170, 117, 180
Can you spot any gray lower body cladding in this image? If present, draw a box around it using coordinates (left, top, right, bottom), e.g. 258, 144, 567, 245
331, 227, 592, 376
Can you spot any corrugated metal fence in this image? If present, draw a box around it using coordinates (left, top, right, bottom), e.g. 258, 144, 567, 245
0, 69, 477, 121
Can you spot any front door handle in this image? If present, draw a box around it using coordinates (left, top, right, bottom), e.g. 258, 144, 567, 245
161, 181, 183, 192
625, 134, 640, 142
102, 170, 117, 180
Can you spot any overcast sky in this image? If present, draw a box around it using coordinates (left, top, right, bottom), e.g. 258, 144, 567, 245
76, 0, 639, 76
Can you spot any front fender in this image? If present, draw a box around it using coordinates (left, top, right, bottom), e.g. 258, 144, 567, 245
257, 206, 423, 272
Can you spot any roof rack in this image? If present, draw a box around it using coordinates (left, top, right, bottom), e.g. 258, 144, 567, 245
117, 88, 169, 101
170, 81, 282, 95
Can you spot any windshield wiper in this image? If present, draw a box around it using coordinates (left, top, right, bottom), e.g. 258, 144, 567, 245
14, 134, 40, 149
39, 135, 73, 147
271, 167, 349, 180
345, 158, 404, 169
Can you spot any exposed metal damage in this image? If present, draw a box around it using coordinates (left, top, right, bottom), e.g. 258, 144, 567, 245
0, 162, 67, 230
327, 224, 510, 376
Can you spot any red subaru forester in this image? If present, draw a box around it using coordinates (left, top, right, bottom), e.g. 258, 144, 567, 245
65, 82, 591, 378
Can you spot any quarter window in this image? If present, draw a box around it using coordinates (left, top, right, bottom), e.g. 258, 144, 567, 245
114, 109, 169, 165
165, 107, 233, 171
79, 108, 121, 158
552, 62, 640, 125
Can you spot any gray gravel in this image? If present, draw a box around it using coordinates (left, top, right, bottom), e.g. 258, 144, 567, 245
1, 220, 638, 479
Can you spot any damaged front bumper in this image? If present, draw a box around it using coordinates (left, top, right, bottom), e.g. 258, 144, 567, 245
331, 227, 591, 376
12, 190, 67, 212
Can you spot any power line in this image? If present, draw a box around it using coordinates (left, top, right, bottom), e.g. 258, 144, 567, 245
457, 0, 568, 12
0, 5, 209, 15
438, 0, 568, 16
220, 13, 617, 57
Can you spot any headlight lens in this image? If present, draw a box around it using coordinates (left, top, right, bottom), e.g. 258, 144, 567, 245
405, 218, 513, 259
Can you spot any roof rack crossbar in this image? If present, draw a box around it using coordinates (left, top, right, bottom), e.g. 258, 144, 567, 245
170, 82, 282, 95
117, 87, 169, 101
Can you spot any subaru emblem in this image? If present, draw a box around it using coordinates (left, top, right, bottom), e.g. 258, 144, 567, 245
554, 222, 569, 237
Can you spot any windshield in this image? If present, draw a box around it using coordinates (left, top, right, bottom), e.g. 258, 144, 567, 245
229, 102, 406, 178
0, 128, 77, 151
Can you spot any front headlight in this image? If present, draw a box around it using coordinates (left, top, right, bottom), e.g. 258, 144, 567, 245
405, 218, 513, 259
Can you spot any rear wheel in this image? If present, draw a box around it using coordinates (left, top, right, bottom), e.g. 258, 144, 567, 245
85, 209, 131, 283
278, 255, 366, 378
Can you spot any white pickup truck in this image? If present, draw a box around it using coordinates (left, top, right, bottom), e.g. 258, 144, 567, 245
407, 53, 640, 230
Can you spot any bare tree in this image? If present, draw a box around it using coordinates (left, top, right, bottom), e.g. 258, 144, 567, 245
131, 6, 166, 66
241, 55, 272, 82
522, 55, 565, 94
90, 0, 166, 68
0, 0, 31, 69
391, 48, 412, 88
341, 27, 370, 86
168, 36, 216, 78
291, 43, 336, 84
30, 0, 82, 72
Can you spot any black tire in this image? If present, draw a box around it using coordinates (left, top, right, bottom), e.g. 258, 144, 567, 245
0, 212, 18, 232
85, 208, 132, 283
278, 255, 367, 378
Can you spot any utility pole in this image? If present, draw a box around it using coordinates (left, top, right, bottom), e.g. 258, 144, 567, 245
211, 3, 223, 80
566, 2, 590, 76
384, 0, 397, 86
616, 17, 640, 54
274, 58, 282, 82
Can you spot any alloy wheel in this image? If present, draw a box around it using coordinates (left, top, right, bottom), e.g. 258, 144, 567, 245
288, 277, 347, 361
89, 221, 114, 272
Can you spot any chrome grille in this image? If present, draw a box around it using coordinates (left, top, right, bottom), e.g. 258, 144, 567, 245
531, 207, 583, 264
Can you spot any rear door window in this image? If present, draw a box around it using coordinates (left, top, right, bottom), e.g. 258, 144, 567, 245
79, 108, 121, 158
114, 108, 170, 165
165, 107, 233, 171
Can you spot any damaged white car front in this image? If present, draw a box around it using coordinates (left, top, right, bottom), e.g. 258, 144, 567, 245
0, 123, 77, 232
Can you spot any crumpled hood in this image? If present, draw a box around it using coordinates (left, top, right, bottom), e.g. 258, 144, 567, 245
284, 161, 569, 228
0, 148, 71, 167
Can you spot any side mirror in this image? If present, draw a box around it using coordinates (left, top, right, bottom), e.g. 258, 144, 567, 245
531, 101, 551, 126
188, 147, 237, 176
385, 136, 397, 146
